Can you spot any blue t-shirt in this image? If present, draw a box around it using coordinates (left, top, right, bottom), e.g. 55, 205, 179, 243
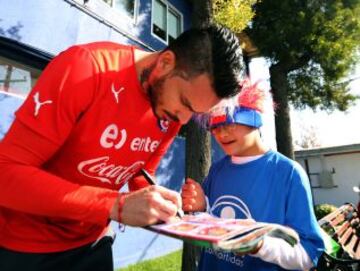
198, 150, 324, 271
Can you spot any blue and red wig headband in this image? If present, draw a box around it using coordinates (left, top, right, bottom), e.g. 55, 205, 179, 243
208, 79, 266, 129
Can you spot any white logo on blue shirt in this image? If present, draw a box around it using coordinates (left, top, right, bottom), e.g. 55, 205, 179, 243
210, 195, 252, 219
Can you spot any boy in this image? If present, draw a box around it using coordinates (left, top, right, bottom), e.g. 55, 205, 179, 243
181, 82, 325, 270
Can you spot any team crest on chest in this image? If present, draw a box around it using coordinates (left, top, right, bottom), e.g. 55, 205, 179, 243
158, 119, 170, 133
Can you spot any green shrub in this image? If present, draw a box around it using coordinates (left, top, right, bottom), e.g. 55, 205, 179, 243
314, 204, 338, 220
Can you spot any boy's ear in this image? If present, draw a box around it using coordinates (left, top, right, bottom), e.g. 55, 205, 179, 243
155, 50, 176, 77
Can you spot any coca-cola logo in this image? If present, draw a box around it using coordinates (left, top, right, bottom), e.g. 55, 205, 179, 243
77, 156, 144, 186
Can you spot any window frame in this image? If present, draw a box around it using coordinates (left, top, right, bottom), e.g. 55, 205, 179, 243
102, 0, 139, 24
0, 36, 51, 97
151, 0, 183, 45
0, 36, 52, 71
0, 56, 41, 95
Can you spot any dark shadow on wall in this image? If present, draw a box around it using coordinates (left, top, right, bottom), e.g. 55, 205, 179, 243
0, 19, 23, 41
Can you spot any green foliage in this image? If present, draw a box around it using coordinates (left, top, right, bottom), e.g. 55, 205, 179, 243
288, 64, 359, 111
213, 0, 257, 33
246, 0, 360, 112
314, 203, 338, 220
117, 250, 182, 271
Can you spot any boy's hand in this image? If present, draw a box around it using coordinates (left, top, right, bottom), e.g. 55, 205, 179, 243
234, 239, 264, 257
181, 178, 206, 212
234, 219, 264, 256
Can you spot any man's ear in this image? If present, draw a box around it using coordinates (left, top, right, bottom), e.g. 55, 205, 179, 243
155, 50, 176, 77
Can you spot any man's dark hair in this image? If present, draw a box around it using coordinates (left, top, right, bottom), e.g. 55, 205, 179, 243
165, 24, 244, 98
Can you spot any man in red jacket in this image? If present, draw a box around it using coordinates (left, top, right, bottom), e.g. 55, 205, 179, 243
0, 25, 244, 271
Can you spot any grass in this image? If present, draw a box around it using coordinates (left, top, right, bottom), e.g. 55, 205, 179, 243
116, 250, 182, 271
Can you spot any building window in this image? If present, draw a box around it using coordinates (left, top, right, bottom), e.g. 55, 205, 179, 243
0, 56, 42, 139
152, 0, 182, 44
102, 0, 137, 20
0, 56, 41, 97
168, 8, 181, 43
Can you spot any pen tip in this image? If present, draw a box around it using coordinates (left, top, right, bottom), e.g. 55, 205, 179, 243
177, 209, 184, 218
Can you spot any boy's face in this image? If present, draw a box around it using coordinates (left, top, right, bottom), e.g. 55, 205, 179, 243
211, 124, 258, 156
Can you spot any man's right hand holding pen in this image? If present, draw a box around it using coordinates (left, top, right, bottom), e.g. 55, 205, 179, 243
109, 170, 183, 226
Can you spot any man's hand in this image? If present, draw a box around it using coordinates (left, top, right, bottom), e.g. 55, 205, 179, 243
181, 178, 206, 212
110, 185, 182, 226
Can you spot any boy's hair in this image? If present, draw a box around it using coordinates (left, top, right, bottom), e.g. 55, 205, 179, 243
196, 79, 266, 129
165, 24, 244, 98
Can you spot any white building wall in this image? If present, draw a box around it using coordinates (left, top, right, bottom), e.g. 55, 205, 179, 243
297, 152, 360, 207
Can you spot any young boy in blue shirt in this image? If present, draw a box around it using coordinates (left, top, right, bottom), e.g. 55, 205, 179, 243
182, 83, 325, 270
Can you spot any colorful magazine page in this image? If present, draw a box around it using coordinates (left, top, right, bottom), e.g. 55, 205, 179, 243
147, 212, 299, 253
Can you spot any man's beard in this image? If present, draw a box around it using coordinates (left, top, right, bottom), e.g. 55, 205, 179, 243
147, 75, 166, 119
140, 65, 180, 120
148, 73, 182, 122
140, 64, 165, 119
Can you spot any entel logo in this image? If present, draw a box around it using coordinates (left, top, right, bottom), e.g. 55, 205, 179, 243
100, 124, 160, 152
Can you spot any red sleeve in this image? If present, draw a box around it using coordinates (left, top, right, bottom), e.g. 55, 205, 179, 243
129, 123, 181, 191
0, 46, 119, 226
0, 120, 118, 226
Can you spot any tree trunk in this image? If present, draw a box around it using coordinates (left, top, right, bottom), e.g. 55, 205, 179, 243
270, 64, 294, 159
191, 0, 212, 27
185, 121, 212, 182
182, 121, 211, 271
182, 1, 212, 271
